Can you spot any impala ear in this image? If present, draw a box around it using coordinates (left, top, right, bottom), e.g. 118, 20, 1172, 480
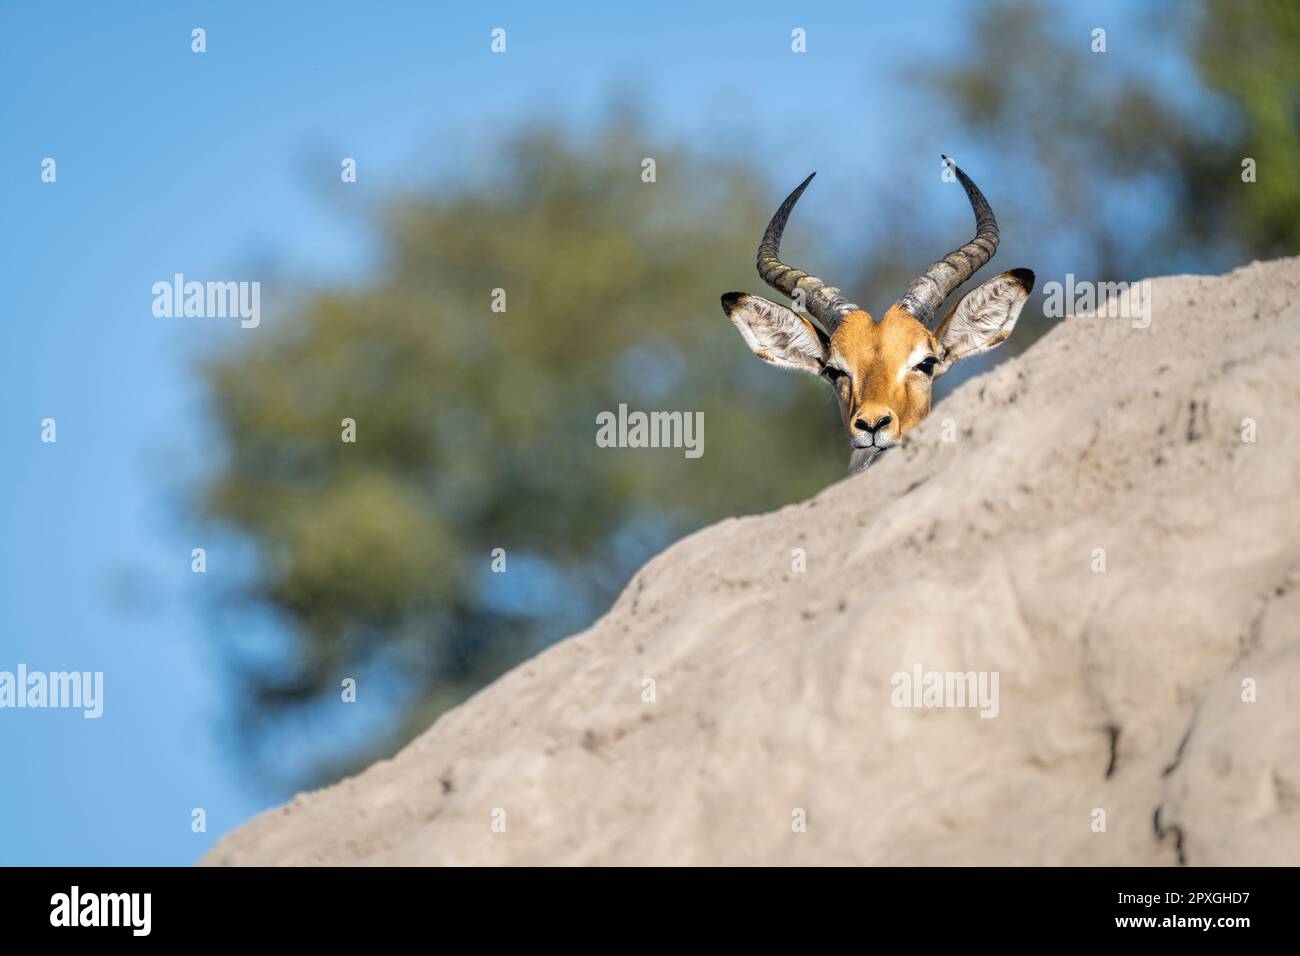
933, 268, 1034, 375
720, 292, 830, 375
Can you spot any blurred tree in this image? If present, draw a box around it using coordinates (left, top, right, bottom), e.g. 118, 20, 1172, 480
920, 0, 1299, 282
1192, 0, 1300, 257
199, 120, 844, 787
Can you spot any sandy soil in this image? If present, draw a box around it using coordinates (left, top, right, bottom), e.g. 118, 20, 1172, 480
204, 258, 1300, 865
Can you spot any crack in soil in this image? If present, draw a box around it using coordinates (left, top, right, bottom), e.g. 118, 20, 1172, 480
1153, 804, 1187, 865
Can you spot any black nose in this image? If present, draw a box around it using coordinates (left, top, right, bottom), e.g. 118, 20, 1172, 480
855, 413, 892, 434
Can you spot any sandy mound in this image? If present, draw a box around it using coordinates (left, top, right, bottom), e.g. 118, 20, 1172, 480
204, 258, 1300, 866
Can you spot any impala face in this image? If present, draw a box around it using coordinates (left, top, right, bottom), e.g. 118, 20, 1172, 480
828, 306, 940, 456
721, 158, 1034, 474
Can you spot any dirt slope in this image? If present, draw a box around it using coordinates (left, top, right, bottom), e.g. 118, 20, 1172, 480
204, 258, 1300, 865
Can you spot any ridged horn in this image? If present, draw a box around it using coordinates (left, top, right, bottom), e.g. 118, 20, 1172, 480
756, 173, 861, 332
897, 156, 1000, 326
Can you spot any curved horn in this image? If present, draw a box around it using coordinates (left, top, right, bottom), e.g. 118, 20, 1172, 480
898, 156, 1000, 326
757, 172, 861, 332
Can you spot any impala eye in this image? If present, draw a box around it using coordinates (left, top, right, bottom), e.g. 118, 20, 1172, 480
915, 356, 938, 376
823, 364, 848, 383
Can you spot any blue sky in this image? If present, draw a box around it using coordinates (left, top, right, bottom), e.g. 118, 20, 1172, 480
0, 1, 1162, 865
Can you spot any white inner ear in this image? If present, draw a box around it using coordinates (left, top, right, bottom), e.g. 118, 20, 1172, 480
726, 294, 828, 374
936, 273, 1029, 369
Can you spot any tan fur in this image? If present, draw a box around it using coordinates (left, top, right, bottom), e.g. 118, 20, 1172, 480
827, 306, 938, 444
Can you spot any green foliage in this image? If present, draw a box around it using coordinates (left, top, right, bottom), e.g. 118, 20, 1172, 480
1195, 0, 1300, 256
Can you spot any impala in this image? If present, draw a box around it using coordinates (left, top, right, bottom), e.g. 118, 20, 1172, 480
721, 157, 1033, 473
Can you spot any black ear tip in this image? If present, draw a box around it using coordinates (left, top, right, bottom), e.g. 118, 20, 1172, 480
1008, 268, 1035, 293
720, 291, 745, 313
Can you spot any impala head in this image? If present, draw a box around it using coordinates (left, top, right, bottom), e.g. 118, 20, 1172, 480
721, 158, 1034, 473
